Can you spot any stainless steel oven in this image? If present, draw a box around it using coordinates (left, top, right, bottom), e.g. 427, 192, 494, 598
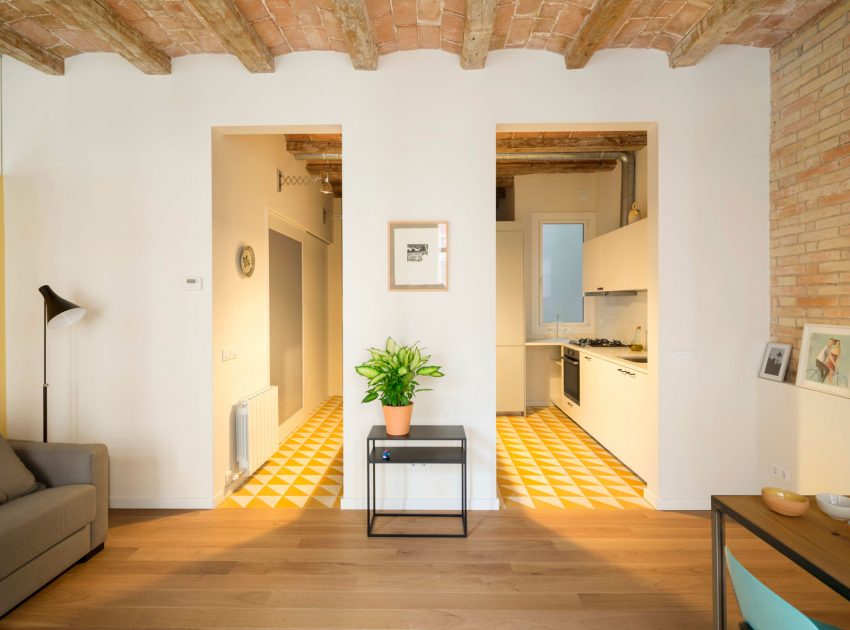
562, 347, 580, 405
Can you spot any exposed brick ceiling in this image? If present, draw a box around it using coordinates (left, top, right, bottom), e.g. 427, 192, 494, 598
0, 0, 839, 74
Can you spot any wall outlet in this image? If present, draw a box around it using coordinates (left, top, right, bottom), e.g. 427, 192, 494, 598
771, 464, 791, 484
222, 347, 238, 361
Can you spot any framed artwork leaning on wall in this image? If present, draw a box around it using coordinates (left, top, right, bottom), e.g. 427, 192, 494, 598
759, 342, 792, 382
796, 324, 850, 398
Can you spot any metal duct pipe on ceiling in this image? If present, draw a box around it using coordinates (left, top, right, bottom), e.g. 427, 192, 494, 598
494, 151, 630, 161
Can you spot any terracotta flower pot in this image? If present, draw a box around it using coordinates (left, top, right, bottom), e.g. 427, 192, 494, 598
382, 404, 413, 437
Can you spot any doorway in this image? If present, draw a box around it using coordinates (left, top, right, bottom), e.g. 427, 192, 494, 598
212, 127, 343, 509
494, 126, 651, 510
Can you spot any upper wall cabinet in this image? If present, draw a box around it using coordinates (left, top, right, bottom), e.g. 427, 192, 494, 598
582, 220, 648, 293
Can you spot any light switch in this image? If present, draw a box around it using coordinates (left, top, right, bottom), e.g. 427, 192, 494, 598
222, 347, 238, 361
183, 277, 203, 291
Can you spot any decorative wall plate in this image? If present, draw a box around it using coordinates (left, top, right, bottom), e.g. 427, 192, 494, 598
240, 245, 256, 277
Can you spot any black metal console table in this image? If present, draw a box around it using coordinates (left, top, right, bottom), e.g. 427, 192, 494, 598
366, 424, 467, 538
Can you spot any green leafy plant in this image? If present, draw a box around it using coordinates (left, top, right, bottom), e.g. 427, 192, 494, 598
355, 337, 444, 407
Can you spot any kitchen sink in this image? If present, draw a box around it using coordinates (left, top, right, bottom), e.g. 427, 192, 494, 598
620, 356, 648, 363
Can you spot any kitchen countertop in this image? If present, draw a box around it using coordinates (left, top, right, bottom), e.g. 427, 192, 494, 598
525, 339, 649, 374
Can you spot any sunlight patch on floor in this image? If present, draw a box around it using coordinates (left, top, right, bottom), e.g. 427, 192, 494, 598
497, 406, 649, 510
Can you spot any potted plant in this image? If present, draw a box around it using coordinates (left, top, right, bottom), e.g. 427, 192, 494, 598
355, 337, 444, 437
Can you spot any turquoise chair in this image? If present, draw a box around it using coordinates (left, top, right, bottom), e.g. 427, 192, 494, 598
725, 547, 843, 629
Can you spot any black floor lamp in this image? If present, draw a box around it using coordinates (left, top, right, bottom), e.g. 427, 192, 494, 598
39, 285, 86, 443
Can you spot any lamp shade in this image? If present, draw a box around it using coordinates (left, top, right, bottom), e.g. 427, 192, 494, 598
38, 285, 86, 329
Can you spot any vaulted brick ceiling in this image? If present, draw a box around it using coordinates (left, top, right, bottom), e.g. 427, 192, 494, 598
0, 0, 839, 75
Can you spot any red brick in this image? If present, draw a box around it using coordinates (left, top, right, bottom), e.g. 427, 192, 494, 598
417, 0, 441, 23
397, 24, 418, 49
418, 25, 440, 48
373, 14, 396, 44
392, 0, 417, 25
441, 11, 464, 43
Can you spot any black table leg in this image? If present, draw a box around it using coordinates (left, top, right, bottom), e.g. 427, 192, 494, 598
713, 506, 727, 630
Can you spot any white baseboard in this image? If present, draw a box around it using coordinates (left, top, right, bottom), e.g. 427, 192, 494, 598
340, 497, 500, 511
653, 497, 710, 511
109, 497, 215, 509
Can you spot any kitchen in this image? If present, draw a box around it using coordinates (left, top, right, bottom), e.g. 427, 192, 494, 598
495, 129, 654, 507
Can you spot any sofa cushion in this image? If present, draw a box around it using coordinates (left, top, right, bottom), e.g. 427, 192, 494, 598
0, 435, 41, 505
0, 484, 96, 580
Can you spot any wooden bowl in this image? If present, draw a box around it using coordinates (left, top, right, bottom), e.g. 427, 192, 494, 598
761, 487, 810, 517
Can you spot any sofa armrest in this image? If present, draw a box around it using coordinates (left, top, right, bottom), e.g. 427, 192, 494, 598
9, 441, 109, 549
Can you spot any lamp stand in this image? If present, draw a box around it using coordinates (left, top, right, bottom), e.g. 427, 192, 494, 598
43, 303, 48, 443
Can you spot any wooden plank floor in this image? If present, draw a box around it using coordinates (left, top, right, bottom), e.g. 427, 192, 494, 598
2, 508, 849, 629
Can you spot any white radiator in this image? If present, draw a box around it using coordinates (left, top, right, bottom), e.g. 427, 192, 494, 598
236, 386, 279, 476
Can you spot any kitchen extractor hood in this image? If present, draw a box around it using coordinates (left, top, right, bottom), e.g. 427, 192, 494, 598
584, 290, 640, 297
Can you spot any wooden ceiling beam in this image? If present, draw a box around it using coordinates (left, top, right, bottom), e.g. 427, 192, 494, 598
565, 0, 633, 69
669, 0, 769, 68
0, 22, 64, 75
330, 0, 378, 70
460, 0, 498, 69
63, 0, 170, 74
286, 138, 343, 155
497, 132, 646, 153
186, 0, 274, 73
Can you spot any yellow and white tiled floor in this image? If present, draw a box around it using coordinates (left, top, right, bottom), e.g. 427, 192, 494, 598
218, 397, 343, 509
497, 406, 649, 510
220, 397, 647, 511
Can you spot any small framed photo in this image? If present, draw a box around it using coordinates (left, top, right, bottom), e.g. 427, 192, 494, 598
388, 221, 448, 291
796, 324, 850, 398
759, 342, 792, 382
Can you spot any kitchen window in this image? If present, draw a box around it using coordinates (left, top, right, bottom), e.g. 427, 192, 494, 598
531, 213, 594, 337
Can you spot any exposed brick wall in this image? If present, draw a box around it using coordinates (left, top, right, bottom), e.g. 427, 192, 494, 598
770, 1, 850, 374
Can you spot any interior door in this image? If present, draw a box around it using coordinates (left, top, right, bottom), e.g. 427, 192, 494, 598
269, 229, 303, 425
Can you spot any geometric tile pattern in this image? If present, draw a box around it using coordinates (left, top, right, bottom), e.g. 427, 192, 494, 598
218, 397, 342, 509
497, 406, 649, 510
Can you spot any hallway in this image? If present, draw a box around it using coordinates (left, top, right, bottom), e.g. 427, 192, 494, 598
219, 397, 342, 508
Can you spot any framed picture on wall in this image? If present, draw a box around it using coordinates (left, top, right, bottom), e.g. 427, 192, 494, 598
795, 324, 850, 398
758, 342, 792, 382
388, 221, 448, 291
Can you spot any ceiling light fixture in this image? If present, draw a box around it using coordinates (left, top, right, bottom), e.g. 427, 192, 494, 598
277, 169, 334, 195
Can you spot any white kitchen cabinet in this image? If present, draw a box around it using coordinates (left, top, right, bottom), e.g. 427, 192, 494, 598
582, 220, 647, 293
496, 346, 525, 414
577, 353, 605, 438
582, 229, 624, 293
496, 230, 525, 413
496, 230, 525, 346
575, 352, 651, 481
622, 219, 648, 291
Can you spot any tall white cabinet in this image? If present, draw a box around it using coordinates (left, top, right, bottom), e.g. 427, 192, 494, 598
496, 229, 525, 414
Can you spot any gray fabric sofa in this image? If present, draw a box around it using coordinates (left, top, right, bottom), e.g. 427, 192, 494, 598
0, 441, 108, 616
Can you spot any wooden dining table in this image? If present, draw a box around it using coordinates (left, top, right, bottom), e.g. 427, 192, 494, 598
711, 495, 850, 629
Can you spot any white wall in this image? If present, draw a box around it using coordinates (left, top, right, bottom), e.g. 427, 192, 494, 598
757, 379, 850, 494
3, 46, 769, 509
